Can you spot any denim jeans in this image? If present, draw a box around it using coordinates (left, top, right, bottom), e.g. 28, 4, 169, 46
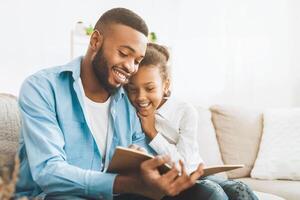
45, 176, 258, 200
114, 176, 259, 200
44, 181, 225, 200
202, 175, 259, 200
114, 179, 228, 200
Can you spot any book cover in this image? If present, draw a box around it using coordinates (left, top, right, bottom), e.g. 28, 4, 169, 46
107, 146, 244, 177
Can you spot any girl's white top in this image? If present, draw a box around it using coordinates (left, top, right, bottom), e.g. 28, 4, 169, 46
149, 97, 204, 174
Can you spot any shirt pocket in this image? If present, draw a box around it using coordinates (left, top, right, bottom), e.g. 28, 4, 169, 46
60, 120, 86, 162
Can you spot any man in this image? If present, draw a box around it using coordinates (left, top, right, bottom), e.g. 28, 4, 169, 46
16, 8, 205, 200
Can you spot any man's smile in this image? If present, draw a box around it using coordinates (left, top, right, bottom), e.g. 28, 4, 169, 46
112, 67, 130, 84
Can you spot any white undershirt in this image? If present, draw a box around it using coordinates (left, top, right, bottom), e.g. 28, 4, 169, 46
78, 78, 110, 157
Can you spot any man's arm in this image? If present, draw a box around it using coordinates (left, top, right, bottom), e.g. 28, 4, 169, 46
19, 75, 116, 200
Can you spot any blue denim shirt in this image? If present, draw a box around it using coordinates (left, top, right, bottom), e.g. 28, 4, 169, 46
16, 57, 153, 200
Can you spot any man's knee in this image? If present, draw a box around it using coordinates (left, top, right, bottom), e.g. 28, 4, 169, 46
222, 180, 258, 200
193, 180, 228, 200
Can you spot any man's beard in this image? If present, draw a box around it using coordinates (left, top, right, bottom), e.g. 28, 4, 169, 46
92, 47, 117, 94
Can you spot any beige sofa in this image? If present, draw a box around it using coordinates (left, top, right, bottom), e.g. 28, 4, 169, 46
0, 93, 299, 199
196, 105, 300, 200
0, 94, 20, 199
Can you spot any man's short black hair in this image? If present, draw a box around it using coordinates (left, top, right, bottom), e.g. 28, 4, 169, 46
95, 7, 148, 37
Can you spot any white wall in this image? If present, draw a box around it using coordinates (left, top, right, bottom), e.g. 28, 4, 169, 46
290, 0, 300, 107
0, 0, 179, 95
171, 0, 300, 108
0, 0, 299, 108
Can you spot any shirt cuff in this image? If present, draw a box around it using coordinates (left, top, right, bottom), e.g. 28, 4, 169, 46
86, 171, 117, 200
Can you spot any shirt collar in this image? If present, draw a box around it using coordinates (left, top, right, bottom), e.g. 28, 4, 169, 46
59, 56, 125, 102
58, 56, 82, 80
156, 97, 175, 120
113, 87, 125, 102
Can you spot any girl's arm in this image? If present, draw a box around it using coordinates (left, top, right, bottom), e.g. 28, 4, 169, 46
141, 103, 203, 174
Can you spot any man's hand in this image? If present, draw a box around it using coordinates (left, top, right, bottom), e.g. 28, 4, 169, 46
113, 154, 204, 199
138, 156, 204, 199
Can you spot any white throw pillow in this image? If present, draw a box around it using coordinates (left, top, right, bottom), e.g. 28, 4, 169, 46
254, 191, 285, 200
251, 108, 300, 180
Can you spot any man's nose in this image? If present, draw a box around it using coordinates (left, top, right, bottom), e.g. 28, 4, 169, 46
124, 59, 137, 74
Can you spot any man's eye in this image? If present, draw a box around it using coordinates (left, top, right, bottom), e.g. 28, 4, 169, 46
146, 88, 155, 92
119, 51, 128, 57
134, 59, 142, 65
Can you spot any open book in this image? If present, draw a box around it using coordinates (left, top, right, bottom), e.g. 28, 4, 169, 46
107, 146, 244, 177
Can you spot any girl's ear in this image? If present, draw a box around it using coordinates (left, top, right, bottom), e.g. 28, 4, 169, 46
163, 78, 171, 97
89, 30, 103, 51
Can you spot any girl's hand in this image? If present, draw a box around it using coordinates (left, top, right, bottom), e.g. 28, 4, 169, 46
138, 112, 158, 139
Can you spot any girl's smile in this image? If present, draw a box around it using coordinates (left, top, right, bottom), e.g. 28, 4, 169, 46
126, 65, 169, 116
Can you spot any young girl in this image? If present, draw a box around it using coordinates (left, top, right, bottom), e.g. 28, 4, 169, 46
126, 43, 258, 200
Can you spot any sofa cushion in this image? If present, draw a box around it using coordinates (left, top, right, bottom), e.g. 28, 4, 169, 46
0, 93, 20, 174
237, 178, 300, 200
254, 191, 285, 200
196, 106, 226, 178
251, 108, 300, 180
210, 105, 263, 178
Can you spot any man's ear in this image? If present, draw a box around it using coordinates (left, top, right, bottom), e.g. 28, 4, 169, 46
89, 30, 103, 51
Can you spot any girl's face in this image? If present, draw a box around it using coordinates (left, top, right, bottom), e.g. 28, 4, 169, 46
126, 65, 169, 116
